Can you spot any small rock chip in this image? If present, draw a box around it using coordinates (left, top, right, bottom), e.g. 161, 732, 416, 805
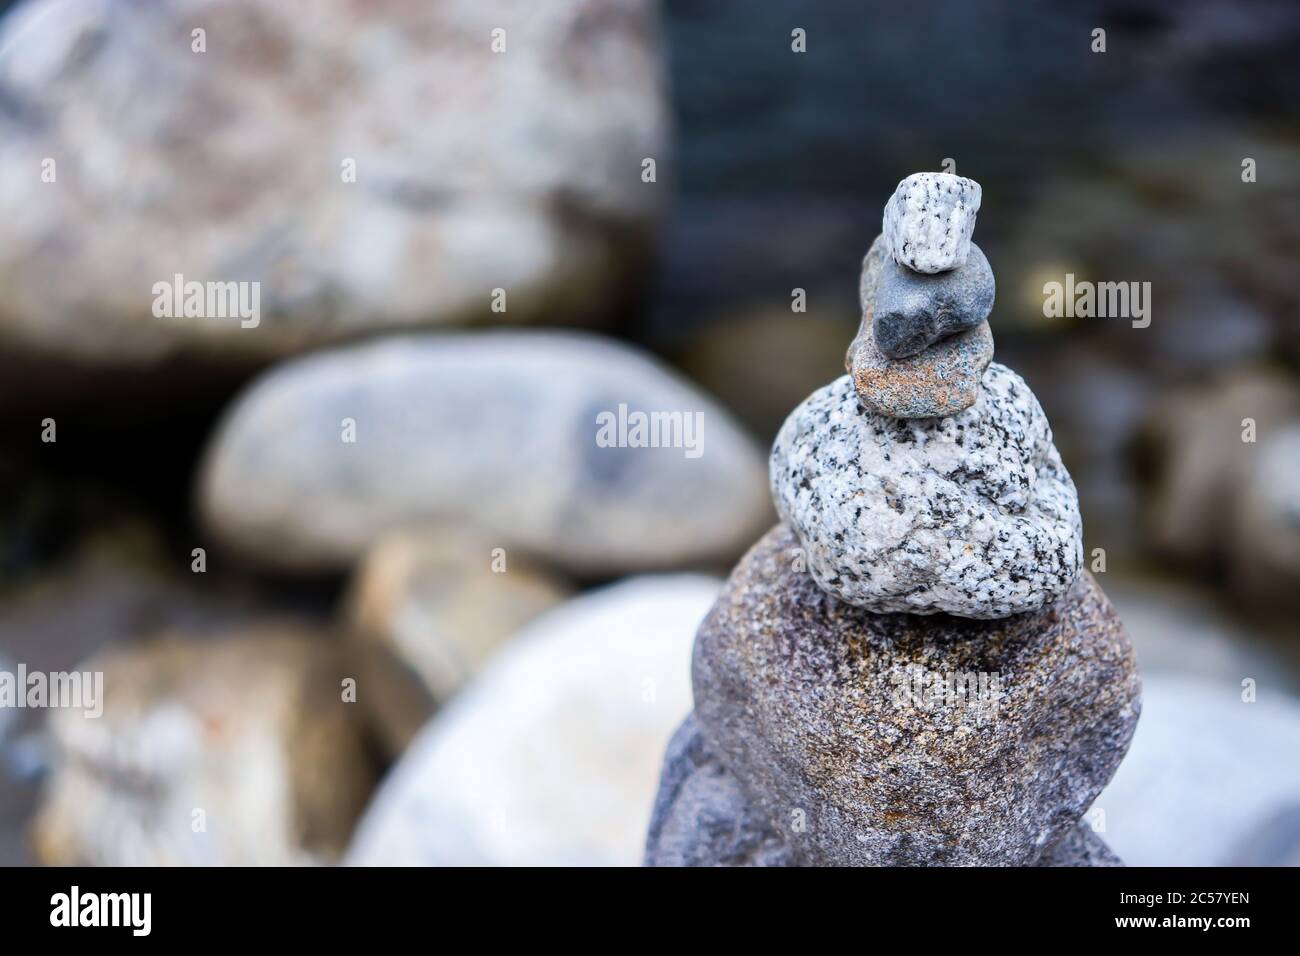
882, 172, 982, 274
692, 525, 1141, 867
873, 242, 995, 358
847, 319, 994, 419
774, 364, 1083, 617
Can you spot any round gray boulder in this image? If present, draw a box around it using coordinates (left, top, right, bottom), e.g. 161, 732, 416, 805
199, 332, 772, 574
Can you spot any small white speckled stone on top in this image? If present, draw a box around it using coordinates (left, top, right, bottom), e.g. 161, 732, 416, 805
882, 172, 982, 274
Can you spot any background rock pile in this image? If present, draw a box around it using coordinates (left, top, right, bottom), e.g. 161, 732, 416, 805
2, 0, 1295, 869
646, 173, 1142, 866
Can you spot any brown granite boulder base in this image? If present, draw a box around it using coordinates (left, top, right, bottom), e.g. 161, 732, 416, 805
690, 525, 1140, 866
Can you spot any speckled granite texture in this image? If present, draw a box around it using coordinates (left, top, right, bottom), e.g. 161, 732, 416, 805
690, 525, 1140, 867
882, 171, 981, 274
646, 708, 1128, 867
847, 318, 994, 419
645, 173, 1138, 870
772, 365, 1082, 617
643, 713, 800, 866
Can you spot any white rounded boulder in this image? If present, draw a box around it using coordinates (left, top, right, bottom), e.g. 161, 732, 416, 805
346, 575, 720, 866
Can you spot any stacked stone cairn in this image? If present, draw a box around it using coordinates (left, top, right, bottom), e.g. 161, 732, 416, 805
645, 173, 1142, 866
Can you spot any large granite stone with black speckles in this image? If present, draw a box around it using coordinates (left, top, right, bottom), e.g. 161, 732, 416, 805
882, 172, 982, 274
690, 524, 1140, 867
772, 364, 1082, 617
645, 707, 1126, 867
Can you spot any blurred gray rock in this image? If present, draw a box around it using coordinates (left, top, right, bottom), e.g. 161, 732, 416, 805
1106, 577, 1299, 694
693, 525, 1140, 866
882, 172, 981, 274
873, 242, 995, 359
1222, 805, 1300, 867
0, 529, 273, 865
1230, 425, 1300, 611
0, 0, 667, 374
199, 333, 772, 575
1096, 675, 1300, 866
772, 366, 1082, 617
347, 575, 719, 866
32, 626, 376, 866
1142, 370, 1300, 567
345, 527, 571, 756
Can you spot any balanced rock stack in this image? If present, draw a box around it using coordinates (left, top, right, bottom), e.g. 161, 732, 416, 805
645, 173, 1142, 867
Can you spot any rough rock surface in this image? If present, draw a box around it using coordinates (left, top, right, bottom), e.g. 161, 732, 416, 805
882, 172, 982, 274
772, 365, 1083, 617
347, 575, 718, 866
0, 0, 667, 369
32, 627, 376, 866
692, 525, 1140, 867
859, 234, 887, 313
199, 332, 772, 575
644, 713, 801, 866
847, 320, 994, 419
872, 242, 995, 359
345, 527, 571, 756
1037, 822, 1124, 866
646, 712, 1124, 867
